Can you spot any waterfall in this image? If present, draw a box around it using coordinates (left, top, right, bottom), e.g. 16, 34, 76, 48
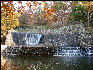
25, 33, 42, 45
12, 32, 42, 46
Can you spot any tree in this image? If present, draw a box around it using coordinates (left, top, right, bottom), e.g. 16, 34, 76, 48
51, 1, 68, 24
1, 1, 20, 44
69, 6, 87, 23
80, 1, 93, 27
18, 1, 56, 27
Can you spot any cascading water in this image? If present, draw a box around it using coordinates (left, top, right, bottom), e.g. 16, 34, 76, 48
54, 47, 93, 56
4, 32, 93, 56
3, 32, 43, 55
25, 33, 42, 45
12, 32, 42, 46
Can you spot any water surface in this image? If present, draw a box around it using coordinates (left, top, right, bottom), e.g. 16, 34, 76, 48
2, 54, 93, 70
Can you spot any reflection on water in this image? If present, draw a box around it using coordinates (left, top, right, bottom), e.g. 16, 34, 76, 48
1, 54, 93, 70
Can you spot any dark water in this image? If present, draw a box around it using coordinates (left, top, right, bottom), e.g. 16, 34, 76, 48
2, 54, 93, 70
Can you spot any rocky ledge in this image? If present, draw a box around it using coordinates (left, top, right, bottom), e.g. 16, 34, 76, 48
5, 24, 93, 47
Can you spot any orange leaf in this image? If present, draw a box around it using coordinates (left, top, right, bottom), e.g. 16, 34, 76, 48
21, 6, 24, 9
38, 3, 42, 5
47, 9, 51, 14
20, 12, 23, 14
26, 3, 29, 6
29, 4, 32, 9
8, 1, 13, 3
42, 1, 46, 3
34, 2, 38, 6
28, 1, 31, 4
51, 8, 55, 12
43, 3, 47, 6
43, 8, 47, 11
18, 1, 22, 4
22, 9, 25, 12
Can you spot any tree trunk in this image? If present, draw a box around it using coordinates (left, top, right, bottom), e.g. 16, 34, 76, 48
88, 11, 90, 27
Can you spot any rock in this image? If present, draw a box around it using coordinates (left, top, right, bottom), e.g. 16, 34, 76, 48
1, 45, 7, 53
5, 24, 93, 47
20, 44, 45, 48
44, 42, 53, 47
39, 44, 45, 47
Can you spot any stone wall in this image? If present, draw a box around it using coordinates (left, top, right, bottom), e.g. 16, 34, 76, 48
5, 24, 93, 47
42, 32, 80, 47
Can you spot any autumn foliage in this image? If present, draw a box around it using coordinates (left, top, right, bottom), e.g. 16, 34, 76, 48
1, 1, 93, 44
1, 1, 19, 36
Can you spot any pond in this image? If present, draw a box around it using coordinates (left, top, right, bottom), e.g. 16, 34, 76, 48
1, 54, 93, 70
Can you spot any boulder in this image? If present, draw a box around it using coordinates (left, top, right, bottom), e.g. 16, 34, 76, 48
44, 42, 53, 47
